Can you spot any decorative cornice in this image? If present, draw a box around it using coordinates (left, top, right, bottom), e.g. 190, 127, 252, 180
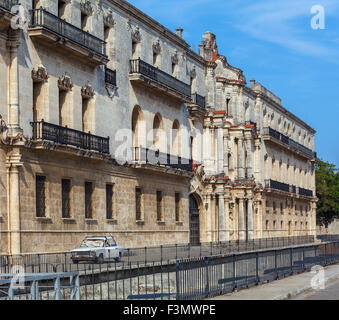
58, 74, 73, 91
31, 65, 49, 83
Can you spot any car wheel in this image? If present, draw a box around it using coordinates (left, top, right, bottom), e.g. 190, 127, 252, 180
97, 254, 104, 264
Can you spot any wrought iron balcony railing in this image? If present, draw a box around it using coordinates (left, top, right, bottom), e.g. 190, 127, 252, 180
298, 187, 313, 197
129, 59, 191, 98
263, 127, 314, 159
265, 179, 290, 193
31, 120, 110, 154
105, 67, 116, 86
191, 93, 206, 108
0, 0, 18, 11
29, 8, 106, 56
134, 147, 193, 172
290, 185, 297, 194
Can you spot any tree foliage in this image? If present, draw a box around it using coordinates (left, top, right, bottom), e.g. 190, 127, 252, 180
316, 158, 339, 227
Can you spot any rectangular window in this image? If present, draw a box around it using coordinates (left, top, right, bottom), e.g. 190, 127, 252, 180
136, 187, 142, 221
36, 175, 46, 217
62, 179, 71, 218
106, 184, 114, 220
175, 193, 180, 222
156, 191, 163, 221
85, 182, 93, 219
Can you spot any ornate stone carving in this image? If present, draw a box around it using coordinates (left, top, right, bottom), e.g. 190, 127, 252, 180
95, 0, 103, 14
190, 67, 196, 79
131, 26, 141, 43
80, 0, 93, 16
81, 83, 95, 99
103, 8, 115, 28
58, 73, 73, 91
171, 51, 178, 65
152, 39, 161, 54
31, 65, 49, 83
105, 83, 117, 99
126, 17, 132, 31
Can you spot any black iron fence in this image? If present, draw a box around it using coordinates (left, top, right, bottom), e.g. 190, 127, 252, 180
129, 59, 191, 98
265, 179, 290, 192
0, 236, 315, 274
177, 241, 339, 300
0, 0, 18, 11
29, 8, 106, 56
299, 187, 313, 197
105, 67, 116, 86
191, 93, 206, 108
134, 146, 193, 172
1, 240, 339, 300
31, 120, 110, 154
263, 127, 314, 159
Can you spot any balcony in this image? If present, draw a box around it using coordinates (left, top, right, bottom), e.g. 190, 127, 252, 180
265, 179, 290, 193
31, 120, 110, 154
129, 59, 191, 102
191, 93, 206, 109
28, 8, 108, 66
263, 127, 315, 159
134, 147, 193, 172
298, 187, 313, 197
0, 0, 19, 27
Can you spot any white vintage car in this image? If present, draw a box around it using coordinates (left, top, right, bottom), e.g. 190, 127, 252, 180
71, 236, 124, 264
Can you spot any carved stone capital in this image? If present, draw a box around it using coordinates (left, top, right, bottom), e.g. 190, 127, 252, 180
103, 8, 115, 28
152, 39, 161, 54
58, 73, 73, 91
32, 65, 49, 83
80, 0, 93, 16
81, 83, 95, 99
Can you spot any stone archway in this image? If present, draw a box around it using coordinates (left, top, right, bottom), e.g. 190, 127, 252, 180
189, 194, 200, 245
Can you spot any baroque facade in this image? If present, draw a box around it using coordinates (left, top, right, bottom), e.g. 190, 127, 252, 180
0, 0, 317, 254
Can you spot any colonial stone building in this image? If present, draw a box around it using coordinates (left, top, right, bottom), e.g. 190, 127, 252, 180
0, 0, 317, 254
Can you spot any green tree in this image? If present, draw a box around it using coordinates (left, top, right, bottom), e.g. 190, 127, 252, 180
316, 158, 339, 227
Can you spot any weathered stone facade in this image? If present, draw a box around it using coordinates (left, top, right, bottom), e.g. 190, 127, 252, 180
0, 0, 316, 254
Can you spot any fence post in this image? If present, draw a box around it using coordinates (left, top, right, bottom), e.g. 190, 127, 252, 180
160, 245, 163, 263
290, 247, 293, 274
205, 257, 210, 298
232, 254, 236, 291
145, 247, 147, 265
274, 250, 278, 280
302, 246, 305, 271
255, 252, 259, 285
175, 260, 180, 300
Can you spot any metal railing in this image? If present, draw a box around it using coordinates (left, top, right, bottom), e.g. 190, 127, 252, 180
265, 179, 290, 193
177, 241, 339, 300
263, 127, 314, 159
31, 120, 110, 154
134, 146, 193, 172
0, 0, 18, 11
298, 187, 313, 197
191, 93, 206, 108
2, 239, 339, 300
105, 67, 116, 86
29, 8, 106, 56
129, 59, 191, 98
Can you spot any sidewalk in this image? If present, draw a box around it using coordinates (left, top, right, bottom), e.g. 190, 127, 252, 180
207, 263, 339, 300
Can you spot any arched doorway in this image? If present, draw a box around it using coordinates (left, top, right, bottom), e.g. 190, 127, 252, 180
189, 194, 200, 245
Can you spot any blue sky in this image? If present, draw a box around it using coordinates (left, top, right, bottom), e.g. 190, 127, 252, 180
128, 0, 339, 168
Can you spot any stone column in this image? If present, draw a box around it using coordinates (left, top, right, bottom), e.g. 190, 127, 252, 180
6, 153, 23, 255
7, 31, 22, 137
238, 198, 245, 241
254, 142, 261, 182
217, 127, 224, 174
218, 193, 226, 242
223, 133, 229, 176
247, 198, 254, 240
237, 138, 244, 178
205, 194, 212, 242
245, 138, 253, 178
224, 198, 230, 241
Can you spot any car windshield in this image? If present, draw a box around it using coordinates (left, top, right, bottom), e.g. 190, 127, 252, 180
80, 239, 104, 248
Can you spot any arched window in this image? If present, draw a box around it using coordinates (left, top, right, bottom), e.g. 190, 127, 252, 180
132, 105, 145, 148
171, 120, 181, 156
152, 113, 164, 152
